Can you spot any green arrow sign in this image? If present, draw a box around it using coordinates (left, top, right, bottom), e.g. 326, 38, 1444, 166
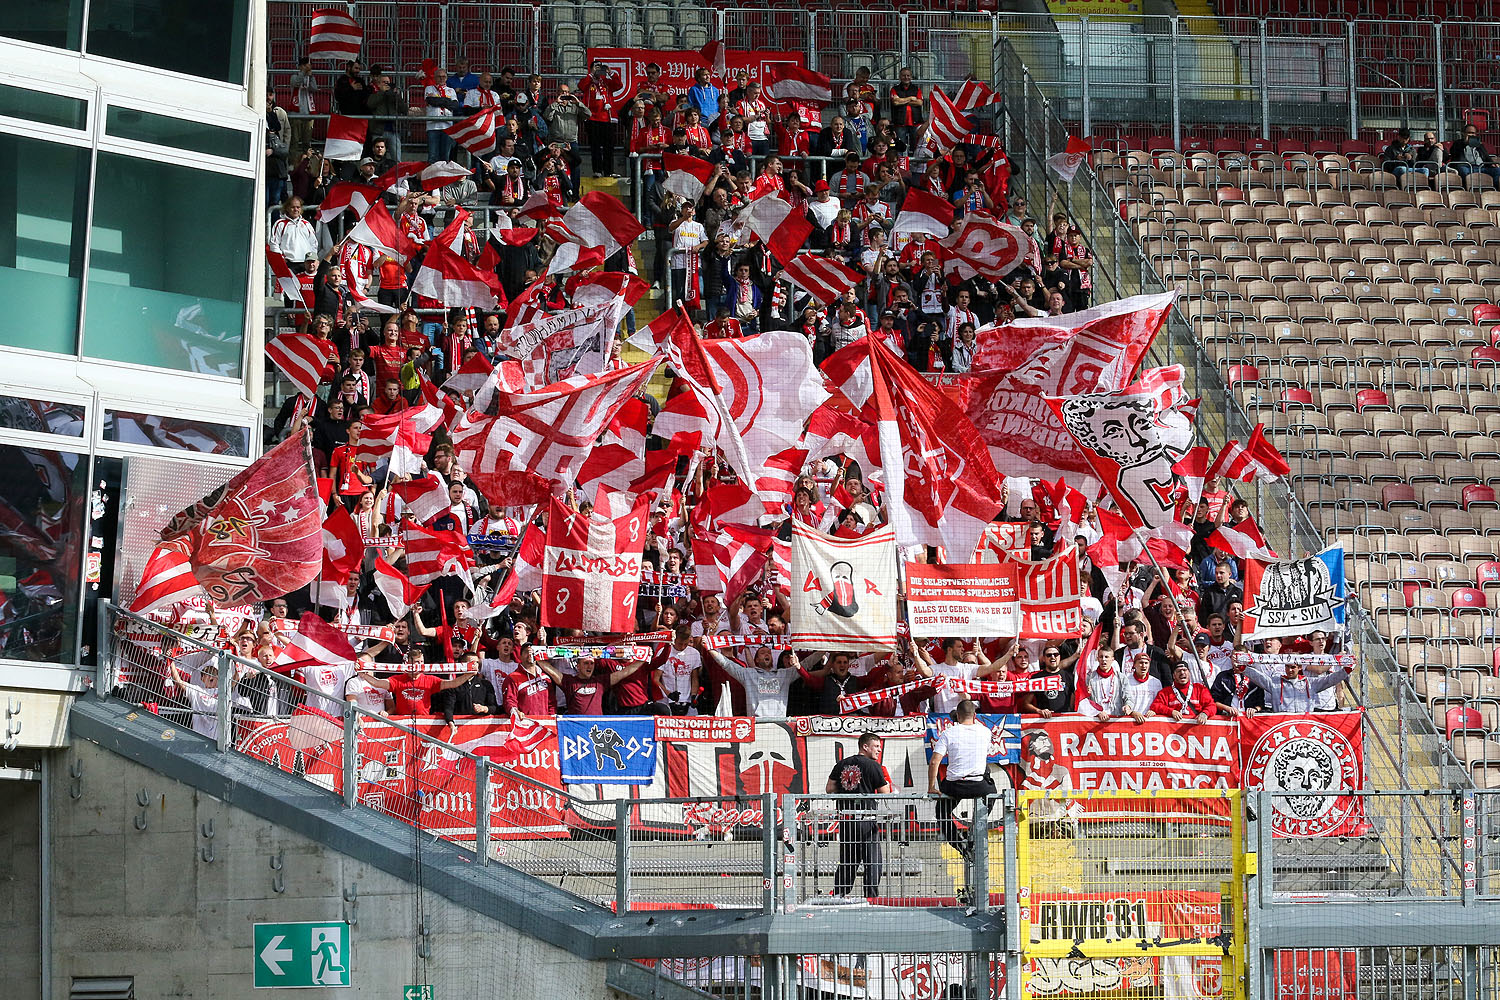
403, 987, 434, 1000
253, 921, 351, 988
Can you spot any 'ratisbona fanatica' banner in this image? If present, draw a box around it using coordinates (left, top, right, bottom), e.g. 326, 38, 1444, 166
237, 710, 1364, 841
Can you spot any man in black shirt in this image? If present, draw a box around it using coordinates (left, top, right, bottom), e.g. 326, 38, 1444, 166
1022, 644, 1076, 717
826, 733, 891, 898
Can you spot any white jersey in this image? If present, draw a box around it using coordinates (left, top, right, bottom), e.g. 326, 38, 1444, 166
932, 721, 992, 781
929, 659, 980, 715
344, 676, 388, 715
299, 663, 354, 716
1245, 666, 1348, 713
1120, 673, 1162, 716
660, 646, 702, 702
1081, 669, 1123, 718
715, 653, 797, 717
480, 657, 520, 695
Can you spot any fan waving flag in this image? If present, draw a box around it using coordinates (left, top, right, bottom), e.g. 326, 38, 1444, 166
542, 495, 651, 633
764, 65, 833, 104
661, 153, 716, 202
447, 108, 499, 158
563, 191, 646, 259
128, 545, 203, 614
347, 200, 418, 263
788, 521, 898, 653
322, 502, 365, 583
938, 212, 1030, 280
782, 253, 864, 305
821, 335, 1005, 556
1047, 136, 1093, 183
316, 182, 379, 223
403, 522, 475, 587
953, 78, 1002, 110
323, 115, 367, 161
373, 556, 429, 619
309, 8, 362, 61
273, 613, 358, 674
157, 429, 324, 604
1045, 375, 1195, 532
893, 188, 955, 239
1206, 424, 1290, 484
927, 88, 973, 152
392, 473, 450, 523
374, 160, 470, 193
742, 193, 813, 266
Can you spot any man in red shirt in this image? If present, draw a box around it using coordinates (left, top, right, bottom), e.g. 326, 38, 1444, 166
608, 653, 659, 714
360, 652, 476, 716
579, 60, 622, 177
505, 645, 561, 716
1149, 663, 1215, 724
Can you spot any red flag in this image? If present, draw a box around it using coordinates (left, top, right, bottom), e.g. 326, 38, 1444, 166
392, 474, 450, 524
743, 193, 812, 266
323, 114, 367, 161
927, 88, 972, 152
443, 351, 495, 394
1172, 446, 1212, 505
821, 336, 1004, 555
781, 253, 864, 306
699, 40, 728, 83
446, 108, 499, 158
542, 495, 650, 632
309, 8, 362, 61
402, 521, 475, 586
127, 545, 202, 614
1072, 608, 1107, 710
1207, 424, 1290, 485
562, 191, 645, 259
1210, 522, 1278, 562
764, 65, 833, 104
492, 710, 550, 764
450, 359, 661, 507
374, 160, 469, 193
266, 245, 309, 306
892, 188, 955, 239
411, 239, 502, 307
316, 182, 380, 223
157, 430, 323, 603
273, 612, 358, 673
322, 503, 364, 583
266, 332, 334, 398
937, 212, 1030, 280
1047, 136, 1093, 183
661, 152, 716, 202
953, 78, 1001, 110
373, 556, 428, 618
348, 200, 418, 263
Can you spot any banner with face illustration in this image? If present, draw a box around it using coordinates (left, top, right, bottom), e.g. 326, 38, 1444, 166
1239, 711, 1367, 838
1241, 546, 1346, 640
1045, 375, 1194, 532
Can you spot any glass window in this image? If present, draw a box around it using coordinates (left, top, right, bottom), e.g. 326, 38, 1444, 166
83, 153, 250, 378
86, 0, 249, 85
0, 2, 84, 51
0, 134, 89, 356
105, 107, 251, 160
0, 396, 86, 437
0, 443, 88, 663
103, 410, 250, 457
0, 84, 87, 130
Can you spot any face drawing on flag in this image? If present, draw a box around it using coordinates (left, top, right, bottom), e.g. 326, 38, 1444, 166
812, 560, 860, 618
1058, 393, 1181, 529
1258, 559, 1336, 617
1264, 736, 1338, 820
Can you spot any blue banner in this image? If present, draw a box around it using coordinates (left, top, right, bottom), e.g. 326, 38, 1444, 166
557, 716, 658, 785
924, 714, 1022, 765
1316, 545, 1347, 627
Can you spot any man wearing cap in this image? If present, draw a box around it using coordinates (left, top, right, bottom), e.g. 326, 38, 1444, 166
1150, 662, 1215, 725
873, 309, 907, 354
1019, 643, 1075, 718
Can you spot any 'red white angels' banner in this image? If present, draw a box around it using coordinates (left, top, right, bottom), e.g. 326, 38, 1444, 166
964, 291, 1175, 485
1239, 711, 1367, 838
904, 562, 1019, 637
788, 521, 898, 652
1045, 374, 1194, 532
1007, 549, 1083, 641
542, 495, 651, 633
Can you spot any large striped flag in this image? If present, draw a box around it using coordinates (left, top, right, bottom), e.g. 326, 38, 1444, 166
316, 182, 380, 223
323, 115, 367, 161
266, 245, 308, 306
661, 152, 716, 202
1206, 424, 1290, 485
542, 495, 651, 633
446, 108, 499, 158
927, 88, 973, 152
781, 253, 863, 306
308, 8, 362, 61
266, 332, 335, 398
128, 545, 203, 614
763, 65, 833, 104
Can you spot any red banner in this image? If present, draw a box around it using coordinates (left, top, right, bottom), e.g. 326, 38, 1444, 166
1274, 950, 1358, 1000
585, 48, 808, 113
1239, 711, 1368, 838
655, 716, 756, 742
905, 562, 1019, 637
1018, 717, 1241, 797
1010, 549, 1084, 640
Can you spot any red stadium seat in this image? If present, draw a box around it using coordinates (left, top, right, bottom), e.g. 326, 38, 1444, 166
1280, 387, 1313, 410
1382, 483, 1418, 508
1447, 705, 1484, 740
1246, 137, 1275, 154
1474, 303, 1500, 325
1464, 485, 1499, 509
1356, 388, 1392, 411
1472, 345, 1500, 365
1453, 587, 1488, 611
1227, 364, 1260, 386
1477, 561, 1500, 587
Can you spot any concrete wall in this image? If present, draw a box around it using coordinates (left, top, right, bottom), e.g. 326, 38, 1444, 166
50, 738, 606, 998
0, 777, 42, 998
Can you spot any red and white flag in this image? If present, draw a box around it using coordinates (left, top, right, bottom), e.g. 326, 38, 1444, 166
953, 78, 1002, 110
572, 396, 652, 498
128, 545, 202, 614
927, 88, 973, 152
265, 333, 333, 398
964, 290, 1176, 485
822, 336, 1005, 556
447, 108, 499, 158
308, 8, 362, 61
542, 495, 650, 633
402, 522, 475, 586
1172, 446, 1212, 505
799, 404, 880, 471
1047, 136, 1093, 183
450, 358, 661, 508
273, 613, 358, 673
347, 200, 418, 263
742, 193, 813, 266
156, 430, 324, 604
491, 710, 551, 765
892, 188, 955, 239
693, 524, 774, 597
374, 160, 469, 193
516, 190, 563, 223
373, 556, 429, 619
323, 114, 367, 161
764, 65, 833, 104
788, 521, 898, 653
1206, 424, 1290, 485
699, 40, 728, 84
563, 191, 645, 259
266, 245, 307, 305
1210, 522, 1278, 562
661, 152, 716, 202
316, 182, 379, 223
411, 240, 501, 307
781, 253, 863, 305
322, 502, 365, 583
937, 212, 1030, 280
443, 351, 494, 394
352, 411, 433, 476
392, 473, 450, 523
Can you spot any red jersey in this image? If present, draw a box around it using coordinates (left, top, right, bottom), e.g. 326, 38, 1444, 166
633, 123, 670, 153
683, 125, 711, 151
611, 661, 659, 709
390, 674, 441, 715
563, 674, 606, 715
370, 344, 405, 384
579, 73, 620, 122
504, 670, 555, 716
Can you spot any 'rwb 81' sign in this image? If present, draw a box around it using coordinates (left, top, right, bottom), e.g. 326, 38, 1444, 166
557, 716, 658, 785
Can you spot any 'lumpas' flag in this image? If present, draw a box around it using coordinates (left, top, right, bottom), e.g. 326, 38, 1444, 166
157, 429, 323, 603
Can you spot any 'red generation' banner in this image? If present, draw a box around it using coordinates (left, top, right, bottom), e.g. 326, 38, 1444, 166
905, 561, 1019, 637
585, 48, 808, 114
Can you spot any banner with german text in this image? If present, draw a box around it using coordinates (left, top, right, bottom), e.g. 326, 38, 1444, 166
905, 561, 1020, 637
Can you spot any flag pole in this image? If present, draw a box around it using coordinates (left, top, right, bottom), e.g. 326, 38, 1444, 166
1135, 533, 1201, 670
